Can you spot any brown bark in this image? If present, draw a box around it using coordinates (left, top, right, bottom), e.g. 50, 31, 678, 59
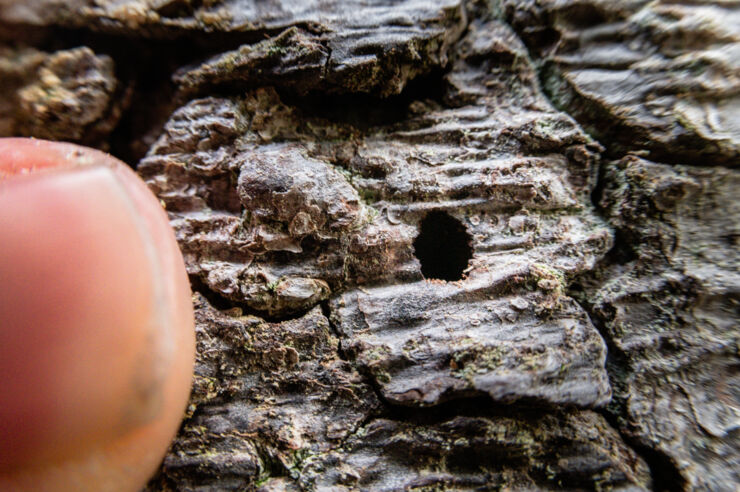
0, 0, 737, 490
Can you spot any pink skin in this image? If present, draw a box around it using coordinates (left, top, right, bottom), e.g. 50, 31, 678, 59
0, 139, 195, 491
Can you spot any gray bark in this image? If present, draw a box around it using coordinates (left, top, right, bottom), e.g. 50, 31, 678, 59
0, 0, 737, 490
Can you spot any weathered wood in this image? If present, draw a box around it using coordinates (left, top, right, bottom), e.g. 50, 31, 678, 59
0, 0, 737, 490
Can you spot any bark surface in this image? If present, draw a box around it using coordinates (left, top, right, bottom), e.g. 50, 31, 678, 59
0, 1, 737, 490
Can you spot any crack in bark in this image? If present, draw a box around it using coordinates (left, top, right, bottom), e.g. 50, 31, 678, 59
189, 275, 316, 324
492, 7, 693, 489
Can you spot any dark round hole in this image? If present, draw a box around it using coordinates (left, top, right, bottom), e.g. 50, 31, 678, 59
413, 211, 473, 281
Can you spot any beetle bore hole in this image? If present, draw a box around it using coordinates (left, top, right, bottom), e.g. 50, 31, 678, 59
413, 211, 473, 281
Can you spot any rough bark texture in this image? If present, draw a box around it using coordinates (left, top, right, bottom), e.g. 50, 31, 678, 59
0, 0, 737, 491
0, 45, 124, 148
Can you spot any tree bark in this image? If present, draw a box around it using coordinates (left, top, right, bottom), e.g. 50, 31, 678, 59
1, 1, 737, 490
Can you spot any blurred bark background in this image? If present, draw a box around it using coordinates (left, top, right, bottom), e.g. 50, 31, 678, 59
1, 1, 737, 490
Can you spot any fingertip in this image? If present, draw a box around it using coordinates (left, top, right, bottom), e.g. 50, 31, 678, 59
0, 138, 195, 490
